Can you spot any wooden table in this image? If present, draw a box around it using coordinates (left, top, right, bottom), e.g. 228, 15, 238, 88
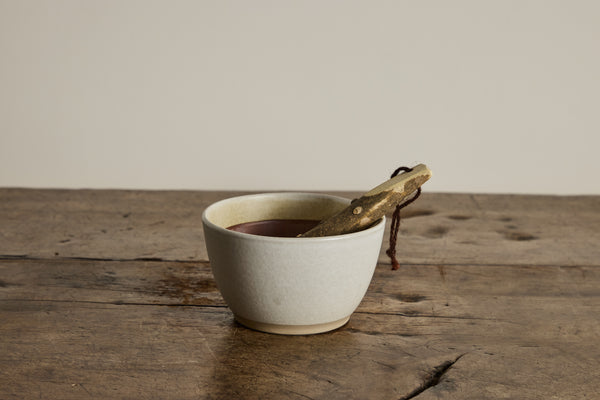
1, 189, 599, 399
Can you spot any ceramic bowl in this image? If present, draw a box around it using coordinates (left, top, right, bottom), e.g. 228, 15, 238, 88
202, 192, 385, 335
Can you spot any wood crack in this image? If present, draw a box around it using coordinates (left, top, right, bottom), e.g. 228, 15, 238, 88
398, 354, 465, 400
355, 310, 498, 321
2, 255, 598, 269
0, 298, 228, 308
0, 254, 209, 264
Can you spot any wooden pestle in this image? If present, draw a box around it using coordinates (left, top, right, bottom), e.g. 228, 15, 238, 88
300, 164, 432, 237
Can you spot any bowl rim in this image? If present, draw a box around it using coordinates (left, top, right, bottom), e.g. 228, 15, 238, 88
201, 192, 385, 243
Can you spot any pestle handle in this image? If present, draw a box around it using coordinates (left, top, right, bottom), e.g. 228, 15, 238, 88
300, 164, 432, 237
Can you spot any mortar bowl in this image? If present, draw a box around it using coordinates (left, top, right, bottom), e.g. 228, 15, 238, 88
202, 192, 385, 335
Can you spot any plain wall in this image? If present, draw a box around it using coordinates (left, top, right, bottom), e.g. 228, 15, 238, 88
1, 1, 599, 194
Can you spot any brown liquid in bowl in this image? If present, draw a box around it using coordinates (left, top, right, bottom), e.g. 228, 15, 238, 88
227, 219, 320, 237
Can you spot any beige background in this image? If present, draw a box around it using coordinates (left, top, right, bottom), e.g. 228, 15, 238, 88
1, 1, 598, 194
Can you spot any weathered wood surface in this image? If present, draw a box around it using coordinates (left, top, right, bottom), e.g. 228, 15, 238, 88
1, 258, 598, 399
1, 188, 599, 399
1, 189, 598, 266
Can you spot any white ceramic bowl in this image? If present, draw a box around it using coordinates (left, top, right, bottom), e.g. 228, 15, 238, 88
202, 192, 385, 335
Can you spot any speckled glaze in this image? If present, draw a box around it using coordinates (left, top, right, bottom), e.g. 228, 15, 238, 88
202, 192, 385, 335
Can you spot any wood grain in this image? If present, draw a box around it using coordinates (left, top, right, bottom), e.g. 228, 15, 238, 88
1, 189, 599, 399
1, 189, 598, 266
1, 258, 599, 399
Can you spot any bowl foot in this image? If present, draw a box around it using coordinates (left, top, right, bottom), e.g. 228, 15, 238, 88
234, 315, 351, 335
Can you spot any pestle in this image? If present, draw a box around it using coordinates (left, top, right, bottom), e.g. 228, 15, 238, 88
300, 164, 432, 237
